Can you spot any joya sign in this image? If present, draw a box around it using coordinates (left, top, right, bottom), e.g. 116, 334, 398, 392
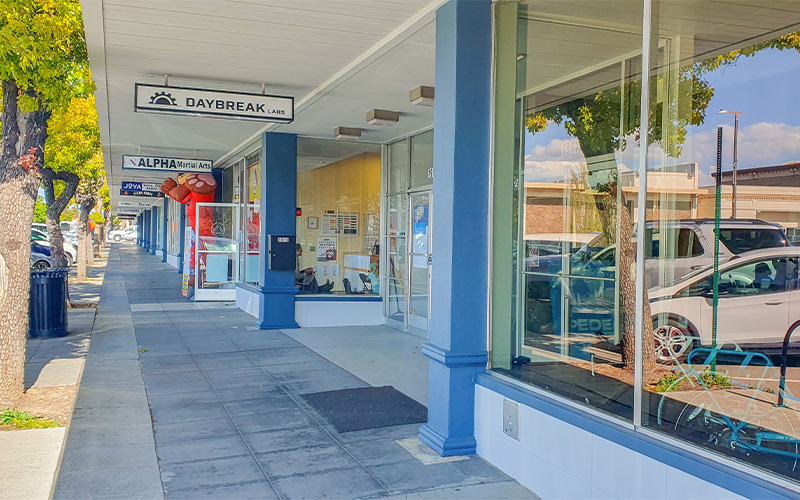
122, 181, 160, 192
134, 84, 294, 122
122, 155, 212, 173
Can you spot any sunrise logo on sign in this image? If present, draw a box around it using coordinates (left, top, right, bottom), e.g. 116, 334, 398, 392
149, 92, 176, 106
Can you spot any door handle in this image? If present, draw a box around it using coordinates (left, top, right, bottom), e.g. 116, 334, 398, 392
765, 300, 785, 306
690, 265, 705, 270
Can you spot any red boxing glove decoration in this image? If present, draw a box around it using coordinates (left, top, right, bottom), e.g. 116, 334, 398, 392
161, 173, 217, 286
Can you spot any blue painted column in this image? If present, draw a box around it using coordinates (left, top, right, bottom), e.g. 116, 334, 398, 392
418, 0, 492, 457
255, 132, 298, 329
161, 198, 168, 262
136, 214, 140, 245
177, 203, 186, 273
143, 211, 150, 250
150, 207, 158, 256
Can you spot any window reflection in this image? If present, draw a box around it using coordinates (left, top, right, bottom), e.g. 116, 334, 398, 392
493, 0, 800, 484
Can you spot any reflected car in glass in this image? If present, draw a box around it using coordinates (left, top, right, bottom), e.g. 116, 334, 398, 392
650, 247, 800, 362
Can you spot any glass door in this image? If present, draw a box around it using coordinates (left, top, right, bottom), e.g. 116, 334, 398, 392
194, 202, 239, 301
408, 191, 431, 331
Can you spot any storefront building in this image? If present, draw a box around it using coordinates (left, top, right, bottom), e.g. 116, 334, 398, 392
90, 0, 800, 497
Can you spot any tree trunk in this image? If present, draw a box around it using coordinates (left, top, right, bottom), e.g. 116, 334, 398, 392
76, 196, 94, 281
41, 168, 79, 268
616, 197, 656, 375
0, 80, 46, 402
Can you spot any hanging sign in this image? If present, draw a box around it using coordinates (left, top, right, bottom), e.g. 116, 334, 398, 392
116, 208, 141, 214
118, 201, 153, 208
120, 189, 164, 198
120, 181, 164, 198
122, 155, 213, 173
122, 181, 160, 191
134, 84, 294, 123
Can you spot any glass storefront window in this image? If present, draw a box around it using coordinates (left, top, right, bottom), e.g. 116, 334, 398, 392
295, 139, 381, 295
243, 152, 261, 285
388, 140, 409, 194
167, 198, 180, 255
410, 130, 433, 189
642, 3, 800, 483
492, 0, 800, 486
492, 0, 643, 421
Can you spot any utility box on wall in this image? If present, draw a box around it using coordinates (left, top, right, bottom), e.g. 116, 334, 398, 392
268, 234, 296, 270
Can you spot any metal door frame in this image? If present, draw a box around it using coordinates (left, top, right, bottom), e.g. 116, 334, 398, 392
194, 202, 240, 301
407, 189, 432, 332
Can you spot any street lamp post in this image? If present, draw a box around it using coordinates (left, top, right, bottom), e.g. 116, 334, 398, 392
718, 109, 743, 218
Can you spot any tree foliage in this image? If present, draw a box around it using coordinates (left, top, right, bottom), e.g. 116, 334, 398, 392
33, 196, 45, 222
0, 0, 93, 112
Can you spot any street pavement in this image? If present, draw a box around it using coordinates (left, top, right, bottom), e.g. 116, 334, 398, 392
53, 244, 535, 499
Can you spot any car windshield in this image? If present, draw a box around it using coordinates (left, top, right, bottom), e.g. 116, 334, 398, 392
719, 228, 787, 253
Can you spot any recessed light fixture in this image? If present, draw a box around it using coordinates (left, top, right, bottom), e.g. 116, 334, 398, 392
366, 109, 399, 126
334, 126, 362, 140
409, 86, 434, 106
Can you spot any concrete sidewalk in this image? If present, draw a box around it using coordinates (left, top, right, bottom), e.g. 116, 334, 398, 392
53, 244, 535, 499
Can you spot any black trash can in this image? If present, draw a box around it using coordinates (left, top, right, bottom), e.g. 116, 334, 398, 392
29, 268, 69, 339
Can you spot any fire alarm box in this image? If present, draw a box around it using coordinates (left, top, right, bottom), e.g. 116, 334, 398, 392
268, 234, 296, 270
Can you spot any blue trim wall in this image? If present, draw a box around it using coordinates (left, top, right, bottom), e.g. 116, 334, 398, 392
177, 203, 186, 273
476, 372, 800, 499
419, 0, 492, 457
295, 294, 381, 302
161, 198, 168, 262
255, 132, 298, 329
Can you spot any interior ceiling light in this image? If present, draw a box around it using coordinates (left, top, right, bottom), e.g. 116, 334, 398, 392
366, 109, 400, 126
409, 86, 434, 106
334, 126, 362, 140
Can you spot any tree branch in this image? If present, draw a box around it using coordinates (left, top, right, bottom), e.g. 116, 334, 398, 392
41, 168, 80, 216
1, 79, 21, 166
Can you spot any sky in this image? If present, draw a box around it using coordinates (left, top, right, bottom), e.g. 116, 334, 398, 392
524, 47, 800, 187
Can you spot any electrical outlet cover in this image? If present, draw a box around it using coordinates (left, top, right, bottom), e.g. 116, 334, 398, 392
503, 398, 520, 440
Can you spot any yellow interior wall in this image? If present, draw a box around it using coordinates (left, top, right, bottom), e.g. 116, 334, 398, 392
296, 152, 381, 290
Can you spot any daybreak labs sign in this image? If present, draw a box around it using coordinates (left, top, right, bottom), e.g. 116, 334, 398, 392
134, 84, 294, 122
122, 155, 213, 173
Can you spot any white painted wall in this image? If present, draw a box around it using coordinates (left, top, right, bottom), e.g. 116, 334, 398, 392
295, 300, 383, 327
166, 253, 179, 269
235, 289, 383, 328
474, 384, 745, 500
235, 286, 260, 318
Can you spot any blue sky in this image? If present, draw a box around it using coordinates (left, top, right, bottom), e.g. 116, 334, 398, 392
525, 47, 800, 186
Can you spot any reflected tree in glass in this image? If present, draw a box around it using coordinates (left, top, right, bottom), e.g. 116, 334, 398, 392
525, 33, 800, 377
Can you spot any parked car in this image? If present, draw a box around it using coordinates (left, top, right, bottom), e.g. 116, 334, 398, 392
650, 247, 800, 362
108, 225, 137, 242
561, 218, 789, 288
33, 222, 79, 248
30, 241, 53, 269
31, 228, 76, 266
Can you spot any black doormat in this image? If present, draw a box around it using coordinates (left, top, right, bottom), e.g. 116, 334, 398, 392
300, 386, 427, 433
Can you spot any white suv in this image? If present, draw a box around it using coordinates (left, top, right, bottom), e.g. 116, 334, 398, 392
643, 219, 788, 288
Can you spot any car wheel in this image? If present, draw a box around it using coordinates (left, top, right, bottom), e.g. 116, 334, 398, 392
653, 315, 695, 363
66, 253, 74, 267
32, 260, 51, 270
113, 234, 122, 241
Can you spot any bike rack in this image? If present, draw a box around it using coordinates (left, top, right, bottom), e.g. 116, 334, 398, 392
778, 326, 797, 407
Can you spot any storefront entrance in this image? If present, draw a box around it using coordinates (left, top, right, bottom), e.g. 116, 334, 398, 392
385, 130, 433, 335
